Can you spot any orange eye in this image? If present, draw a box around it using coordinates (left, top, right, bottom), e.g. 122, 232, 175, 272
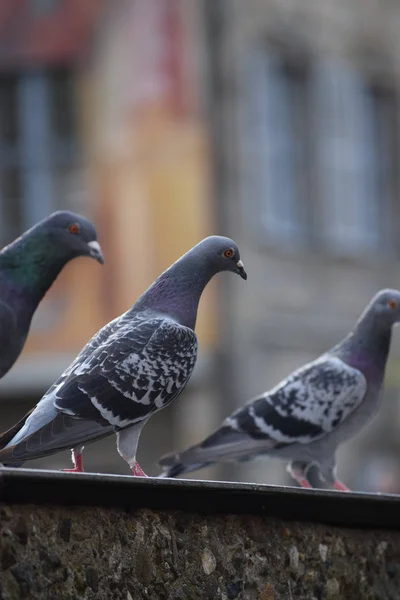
68, 223, 80, 235
224, 248, 234, 258
389, 300, 398, 309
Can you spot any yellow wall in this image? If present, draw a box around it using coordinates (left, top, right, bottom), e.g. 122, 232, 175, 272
21, 1, 217, 360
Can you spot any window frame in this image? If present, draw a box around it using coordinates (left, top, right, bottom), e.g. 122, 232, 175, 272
239, 42, 313, 250
0, 67, 81, 246
313, 58, 399, 258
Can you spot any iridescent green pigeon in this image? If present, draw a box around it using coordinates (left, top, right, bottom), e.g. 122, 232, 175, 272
0, 210, 104, 379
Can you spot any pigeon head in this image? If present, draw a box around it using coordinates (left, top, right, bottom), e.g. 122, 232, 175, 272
0, 210, 104, 300
334, 288, 400, 375
36, 211, 104, 264
133, 235, 246, 329
367, 289, 400, 326
190, 236, 247, 280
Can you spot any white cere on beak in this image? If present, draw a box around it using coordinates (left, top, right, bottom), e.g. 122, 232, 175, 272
87, 240, 104, 264
88, 241, 101, 253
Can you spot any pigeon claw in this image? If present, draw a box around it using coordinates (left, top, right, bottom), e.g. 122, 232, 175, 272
294, 476, 312, 489
62, 451, 84, 473
62, 466, 85, 473
333, 480, 350, 492
132, 462, 147, 477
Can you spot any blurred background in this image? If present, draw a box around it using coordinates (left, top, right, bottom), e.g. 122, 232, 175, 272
1, 0, 400, 492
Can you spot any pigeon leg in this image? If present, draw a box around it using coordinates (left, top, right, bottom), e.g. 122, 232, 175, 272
287, 461, 312, 489
131, 462, 147, 477
62, 447, 84, 473
332, 480, 350, 492
116, 424, 147, 477
319, 461, 350, 492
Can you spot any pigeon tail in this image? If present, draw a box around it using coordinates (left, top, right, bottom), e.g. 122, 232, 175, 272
159, 426, 274, 478
0, 412, 112, 465
159, 450, 210, 478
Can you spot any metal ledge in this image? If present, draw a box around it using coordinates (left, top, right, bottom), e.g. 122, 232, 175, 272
0, 468, 399, 530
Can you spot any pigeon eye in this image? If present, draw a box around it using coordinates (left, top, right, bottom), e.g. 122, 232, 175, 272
388, 300, 398, 309
224, 248, 234, 258
68, 223, 80, 235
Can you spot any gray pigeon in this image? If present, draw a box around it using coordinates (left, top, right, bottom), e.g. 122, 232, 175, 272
0, 236, 246, 475
159, 289, 400, 491
0, 211, 104, 379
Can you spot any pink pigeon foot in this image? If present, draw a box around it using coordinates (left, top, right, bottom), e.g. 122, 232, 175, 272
333, 480, 350, 492
62, 450, 84, 473
292, 474, 312, 489
131, 462, 147, 477
288, 462, 312, 489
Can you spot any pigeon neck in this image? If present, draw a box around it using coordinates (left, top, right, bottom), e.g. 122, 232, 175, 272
134, 256, 217, 330
0, 232, 72, 303
333, 311, 392, 380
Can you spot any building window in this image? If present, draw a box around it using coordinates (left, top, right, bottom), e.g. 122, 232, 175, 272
0, 75, 19, 145
31, 0, 60, 17
365, 82, 398, 253
314, 60, 397, 255
49, 69, 78, 143
242, 47, 311, 246
0, 68, 80, 246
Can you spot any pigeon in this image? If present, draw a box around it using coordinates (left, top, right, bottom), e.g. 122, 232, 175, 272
0, 211, 104, 379
159, 289, 400, 491
0, 236, 247, 476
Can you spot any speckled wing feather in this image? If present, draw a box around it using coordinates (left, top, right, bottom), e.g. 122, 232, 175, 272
43, 316, 121, 402
54, 311, 198, 428
223, 356, 367, 445
0, 317, 121, 460
159, 356, 367, 477
0, 311, 198, 463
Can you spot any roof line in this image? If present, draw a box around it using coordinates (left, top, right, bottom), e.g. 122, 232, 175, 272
1, 468, 400, 529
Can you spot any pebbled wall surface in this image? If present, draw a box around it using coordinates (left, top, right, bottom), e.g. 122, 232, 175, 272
1, 503, 400, 599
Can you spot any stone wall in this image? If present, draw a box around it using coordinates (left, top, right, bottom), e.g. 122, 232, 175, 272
1, 502, 400, 600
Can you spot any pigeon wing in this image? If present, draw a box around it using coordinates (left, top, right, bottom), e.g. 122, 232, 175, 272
0, 313, 197, 463
224, 356, 368, 446
54, 313, 198, 428
160, 356, 367, 476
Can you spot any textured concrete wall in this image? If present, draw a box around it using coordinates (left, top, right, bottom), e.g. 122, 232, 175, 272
0, 503, 400, 600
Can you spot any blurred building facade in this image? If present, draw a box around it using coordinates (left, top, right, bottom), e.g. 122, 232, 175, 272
208, 0, 400, 491
1, 0, 400, 490
0, 0, 218, 475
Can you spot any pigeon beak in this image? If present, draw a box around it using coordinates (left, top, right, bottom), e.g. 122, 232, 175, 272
87, 240, 105, 264
236, 259, 247, 280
